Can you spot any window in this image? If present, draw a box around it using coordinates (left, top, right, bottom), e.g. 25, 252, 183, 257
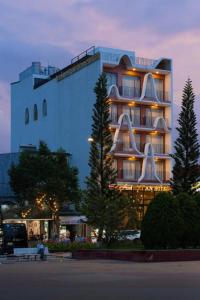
110, 104, 117, 123
154, 78, 164, 101
123, 160, 141, 180
25, 108, 29, 125
122, 76, 141, 98
106, 72, 117, 88
156, 161, 164, 180
42, 99, 47, 117
146, 134, 164, 154
33, 104, 38, 121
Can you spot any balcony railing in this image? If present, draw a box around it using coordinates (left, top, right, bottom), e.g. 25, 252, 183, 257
114, 141, 141, 153
109, 85, 170, 103
142, 116, 169, 128
114, 141, 170, 155
120, 169, 141, 181
135, 57, 157, 67
118, 170, 170, 182
141, 171, 170, 181
144, 89, 170, 103
119, 86, 141, 99
110, 114, 170, 129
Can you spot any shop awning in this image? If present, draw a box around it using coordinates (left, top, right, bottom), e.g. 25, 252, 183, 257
60, 216, 87, 225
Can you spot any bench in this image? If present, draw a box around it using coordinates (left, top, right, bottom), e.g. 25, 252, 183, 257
13, 247, 49, 261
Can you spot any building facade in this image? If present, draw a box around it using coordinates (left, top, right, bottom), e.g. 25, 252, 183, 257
11, 46, 173, 216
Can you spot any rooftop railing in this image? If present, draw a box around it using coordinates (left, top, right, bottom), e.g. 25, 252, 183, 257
135, 57, 158, 67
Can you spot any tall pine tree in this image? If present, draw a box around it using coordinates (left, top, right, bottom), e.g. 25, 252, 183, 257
83, 73, 128, 243
171, 78, 200, 194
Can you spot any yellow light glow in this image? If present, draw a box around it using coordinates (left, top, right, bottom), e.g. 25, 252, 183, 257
128, 102, 135, 107
133, 68, 136, 71
156, 71, 159, 74
128, 156, 135, 160
151, 130, 158, 135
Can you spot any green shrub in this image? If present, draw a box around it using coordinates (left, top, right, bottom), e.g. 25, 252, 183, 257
141, 192, 183, 249
176, 193, 200, 248
43, 241, 97, 252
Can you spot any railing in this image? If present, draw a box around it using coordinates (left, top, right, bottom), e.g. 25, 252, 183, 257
71, 46, 95, 64
122, 116, 140, 126
117, 170, 170, 182
110, 113, 170, 128
110, 113, 118, 124
114, 141, 141, 153
121, 169, 141, 181
135, 57, 157, 67
153, 144, 169, 154
109, 84, 171, 102
119, 86, 141, 99
142, 116, 169, 128
144, 89, 170, 102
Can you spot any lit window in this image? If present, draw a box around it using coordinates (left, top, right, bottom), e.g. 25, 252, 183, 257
42, 99, 47, 117
33, 104, 38, 121
25, 108, 29, 125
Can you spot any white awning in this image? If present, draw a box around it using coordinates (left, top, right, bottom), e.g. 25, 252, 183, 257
59, 216, 87, 225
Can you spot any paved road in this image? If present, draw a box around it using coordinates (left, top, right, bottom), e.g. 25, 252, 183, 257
1, 259, 200, 300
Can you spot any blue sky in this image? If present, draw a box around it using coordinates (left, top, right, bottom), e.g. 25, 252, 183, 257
0, 0, 200, 152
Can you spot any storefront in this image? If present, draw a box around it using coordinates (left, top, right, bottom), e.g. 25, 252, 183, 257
3, 218, 52, 241
59, 216, 89, 241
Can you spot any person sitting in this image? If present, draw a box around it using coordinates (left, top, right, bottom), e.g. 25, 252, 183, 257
37, 240, 45, 260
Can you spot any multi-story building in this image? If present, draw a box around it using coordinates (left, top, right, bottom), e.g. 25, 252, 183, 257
11, 46, 173, 216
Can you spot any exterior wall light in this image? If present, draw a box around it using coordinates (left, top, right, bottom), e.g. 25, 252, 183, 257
88, 137, 94, 143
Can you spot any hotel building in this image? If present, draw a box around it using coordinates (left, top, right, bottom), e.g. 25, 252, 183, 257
11, 46, 173, 216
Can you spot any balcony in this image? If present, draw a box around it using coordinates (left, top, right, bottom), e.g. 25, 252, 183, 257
144, 89, 170, 103
117, 170, 170, 182
141, 116, 170, 129
114, 141, 141, 153
109, 85, 170, 103
113, 141, 170, 156
139, 171, 170, 182
110, 113, 170, 129
119, 86, 141, 99
118, 169, 141, 181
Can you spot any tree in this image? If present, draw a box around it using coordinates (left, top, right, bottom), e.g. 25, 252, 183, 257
176, 193, 200, 248
171, 78, 200, 194
9, 141, 80, 237
141, 192, 183, 249
82, 73, 128, 243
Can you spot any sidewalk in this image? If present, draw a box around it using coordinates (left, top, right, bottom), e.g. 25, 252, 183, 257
0, 252, 72, 263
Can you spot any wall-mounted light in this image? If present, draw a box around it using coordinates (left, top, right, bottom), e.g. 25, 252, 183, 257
151, 130, 158, 135
133, 68, 136, 71
88, 137, 94, 143
128, 156, 136, 160
156, 71, 159, 74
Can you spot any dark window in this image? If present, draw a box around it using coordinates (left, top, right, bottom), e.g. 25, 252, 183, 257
42, 99, 47, 117
25, 108, 29, 125
33, 104, 38, 121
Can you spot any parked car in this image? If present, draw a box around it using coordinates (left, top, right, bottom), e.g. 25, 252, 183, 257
118, 230, 141, 241
0, 223, 28, 254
